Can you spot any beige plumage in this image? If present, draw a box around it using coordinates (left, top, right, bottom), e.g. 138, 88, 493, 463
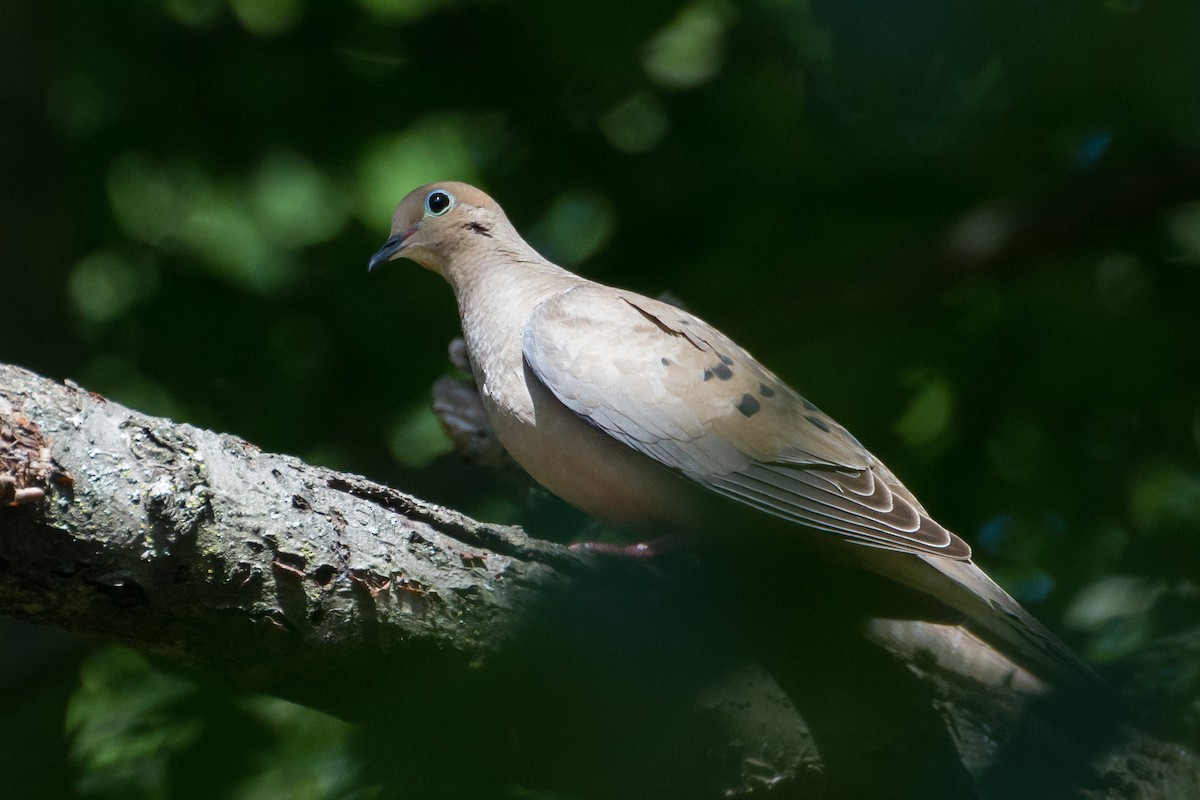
370, 181, 1096, 685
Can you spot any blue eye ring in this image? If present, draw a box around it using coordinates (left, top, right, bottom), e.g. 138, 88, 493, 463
425, 189, 454, 216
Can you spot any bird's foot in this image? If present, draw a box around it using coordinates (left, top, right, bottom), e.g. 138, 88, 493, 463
569, 535, 683, 559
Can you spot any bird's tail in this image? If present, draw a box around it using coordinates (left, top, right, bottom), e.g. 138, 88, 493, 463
866, 550, 1103, 688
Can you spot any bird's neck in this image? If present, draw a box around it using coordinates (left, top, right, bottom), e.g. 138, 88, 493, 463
448, 245, 582, 420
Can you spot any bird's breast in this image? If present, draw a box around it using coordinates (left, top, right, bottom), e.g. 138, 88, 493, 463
481, 363, 704, 534
454, 270, 704, 534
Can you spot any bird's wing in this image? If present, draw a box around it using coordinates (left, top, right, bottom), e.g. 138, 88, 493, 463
522, 284, 971, 559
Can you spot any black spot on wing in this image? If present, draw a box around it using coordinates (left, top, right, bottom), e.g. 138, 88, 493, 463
736, 394, 761, 417
802, 398, 819, 412
718, 354, 734, 365
806, 414, 831, 433
758, 383, 776, 398
711, 362, 733, 381
661, 357, 671, 366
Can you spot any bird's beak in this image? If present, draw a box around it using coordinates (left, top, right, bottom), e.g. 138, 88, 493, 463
368, 229, 414, 272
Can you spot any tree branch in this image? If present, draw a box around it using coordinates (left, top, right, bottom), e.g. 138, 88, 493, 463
1, 362, 1195, 798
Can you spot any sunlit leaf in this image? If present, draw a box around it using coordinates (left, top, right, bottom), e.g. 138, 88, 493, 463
1166, 201, 1200, 265
68, 248, 157, 324
67, 647, 363, 800
527, 189, 616, 266
642, 0, 737, 90
1129, 464, 1200, 537
355, 0, 447, 22
251, 149, 349, 247
388, 404, 453, 469
79, 355, 184, 420
68, 647, 202, 799
162, 0, 223, 27
893, 368, 955, 451
229, 0, 304, 36
598, 92, 669, 154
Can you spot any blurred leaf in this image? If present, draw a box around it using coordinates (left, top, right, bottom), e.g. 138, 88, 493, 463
974, 512, 1066, 603
388, 403, 453, 469
355, 114, 492, 233
178, 185, 295, 292
229, 0, 304, 36
598, 91, 669, 154
355, 0, 447, 22
68, 248, 158, 324
68, 647, 362, 800
1064, 576, 1167, 661
106, 153, 212, 247
106, 152, 309, 293
68, 647, 203, 799
162, 0, 224, 27
528, 189, 616, 266
80, 355, 184, 420
1167, 201, 1200, 264
642, 0, 737, 90
505, 784, 584, 800
1095, 251, 1151, 314
1129, 464, 1200, 537
227, 696, 362, 800
251, 149, 349, 247
1065, 576, 1166, 632
47, 71, 116, 139
892, 368, 955, 451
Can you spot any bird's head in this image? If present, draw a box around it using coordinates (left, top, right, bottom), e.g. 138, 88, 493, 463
368, 181, 508, 277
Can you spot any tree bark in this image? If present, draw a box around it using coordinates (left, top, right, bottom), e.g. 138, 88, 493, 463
1, 361, 1195, 799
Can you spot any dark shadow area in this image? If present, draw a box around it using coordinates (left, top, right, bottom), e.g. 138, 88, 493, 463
340, 541, 1127, 799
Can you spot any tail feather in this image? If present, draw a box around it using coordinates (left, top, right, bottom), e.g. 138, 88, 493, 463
864, 551, 1102, 687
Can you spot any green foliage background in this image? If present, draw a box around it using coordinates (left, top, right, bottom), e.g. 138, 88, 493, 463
2, 0, 1199, 797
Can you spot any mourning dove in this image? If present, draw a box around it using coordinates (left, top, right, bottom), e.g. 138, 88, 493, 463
370, 181, 1097, 685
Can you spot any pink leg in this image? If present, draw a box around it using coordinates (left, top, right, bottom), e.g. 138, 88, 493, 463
569, 534, 688, 559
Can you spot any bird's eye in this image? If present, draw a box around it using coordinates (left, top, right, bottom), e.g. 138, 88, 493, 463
425, 190, 454, 216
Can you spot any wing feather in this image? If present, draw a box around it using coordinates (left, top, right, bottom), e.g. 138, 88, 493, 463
522, 284, 971, 560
